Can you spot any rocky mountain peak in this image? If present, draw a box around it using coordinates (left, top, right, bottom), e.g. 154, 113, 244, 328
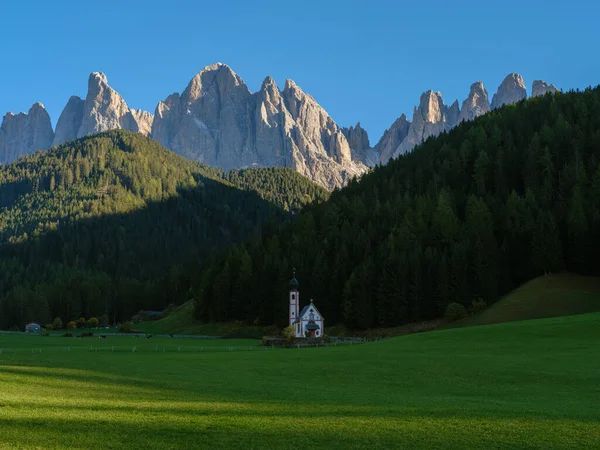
89, 71, 108, 87
459, 81, 490, 122
77, 71, 131, 138
393, 90, 449, 158
0, 102, 54, 164
182, 63, 250, 107
262, 76, 276, 87
491, 73, 527, 109
342, 122, 372, 165
446, 100, 460, 130
532, 80, 558, 97
420, 90, 444, 123
284, 79, 297, 91
152, 67, 365, 189
50, 72, 153, 146
53, 96, 85, 146
374, 114, 410, 163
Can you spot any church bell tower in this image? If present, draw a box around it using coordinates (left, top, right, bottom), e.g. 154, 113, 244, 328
289, 269, 300, 327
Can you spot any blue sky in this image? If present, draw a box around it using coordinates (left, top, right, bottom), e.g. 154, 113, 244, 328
0, 0, 598, 142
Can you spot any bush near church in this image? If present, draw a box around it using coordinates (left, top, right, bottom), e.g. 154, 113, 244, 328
53, 317, 63, 330
445, 302, 468, 322
282, 326, 296, 343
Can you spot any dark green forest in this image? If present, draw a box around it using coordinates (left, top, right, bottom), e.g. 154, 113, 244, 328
0, 131, 327, 328
195, 87, 600, 329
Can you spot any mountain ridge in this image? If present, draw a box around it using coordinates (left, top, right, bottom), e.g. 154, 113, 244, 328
0, 65, 560, 186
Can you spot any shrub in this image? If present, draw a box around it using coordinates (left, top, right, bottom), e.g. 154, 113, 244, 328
53, 317, 63, 330
470, 298, 487, 313
45, 324, 54, 331
66, 321, 76, 330
445, 302, 468, 322
282, 325, 296, 343
120, 322, 132, 333
131, 314, 143, 324
75, 317, 87, 329
87, 317, 99, 328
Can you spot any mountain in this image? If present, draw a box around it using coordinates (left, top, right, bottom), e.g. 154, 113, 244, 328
369, 73, 559, 164
491, 73, 527, 109
193, 85, 600, 329
394, 91, 458, 157
459, 81, 490, 123
372, 114, 410, 163
2, 64, 365, 189
532, 80, 559, 97
0, 66, 559, 187
0, 103, 53, 164
152, 63, 367, 189
52, 72, 153, 147
0, 130, 327, 328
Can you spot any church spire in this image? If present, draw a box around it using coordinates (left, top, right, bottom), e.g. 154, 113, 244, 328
290, 268, 299, 289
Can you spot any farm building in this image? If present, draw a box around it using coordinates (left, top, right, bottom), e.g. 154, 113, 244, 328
25, 323, 41, 333
288, 272, 324, 338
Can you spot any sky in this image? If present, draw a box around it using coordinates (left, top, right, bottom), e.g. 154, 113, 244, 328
0, 0, 598, 142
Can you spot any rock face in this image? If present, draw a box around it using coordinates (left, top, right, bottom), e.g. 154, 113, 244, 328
1, 67, 555, 188
52, 96, 85, 146
532, 80, 558, 97
459, 81, 490, 123
152, 63, 366, 189
395, 91, 452, 157
0, 103, 54, 164
491, 73, 527, 110
341, 123, 373, 165
371, 74, 527, 163
77, 72, 153, 139
52, 72, 153, 147
373, 114, 410, 163
446, 100, 460, 130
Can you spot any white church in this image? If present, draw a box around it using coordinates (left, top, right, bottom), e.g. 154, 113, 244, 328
288, 271, 324, 338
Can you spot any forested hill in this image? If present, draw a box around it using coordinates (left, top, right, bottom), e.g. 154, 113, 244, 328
223, 167, 328, 214
0, 131, 326, 328
196, 86, 600, 329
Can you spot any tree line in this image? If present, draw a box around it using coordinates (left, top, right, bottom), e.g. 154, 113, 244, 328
194, 86, 600, 329
0, 131, 327, 329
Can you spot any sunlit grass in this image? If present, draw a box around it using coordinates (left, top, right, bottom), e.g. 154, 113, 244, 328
1, 314, 600, 448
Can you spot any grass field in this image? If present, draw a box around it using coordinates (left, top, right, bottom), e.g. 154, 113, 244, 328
1, 313, 599, 449
454, 273, 600, 328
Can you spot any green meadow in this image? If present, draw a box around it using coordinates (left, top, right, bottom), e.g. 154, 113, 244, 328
1, 313, 599, 449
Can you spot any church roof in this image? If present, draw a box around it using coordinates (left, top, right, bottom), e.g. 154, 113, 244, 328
298, 305, 311, 319
293, 301, 323, 324
290, 269, 299, 288
305, 322, 320, 331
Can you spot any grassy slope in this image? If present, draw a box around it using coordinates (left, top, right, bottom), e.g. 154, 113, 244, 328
459, 273, 600, 327
134, 301, 273, 337
1, 313, 599, 449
